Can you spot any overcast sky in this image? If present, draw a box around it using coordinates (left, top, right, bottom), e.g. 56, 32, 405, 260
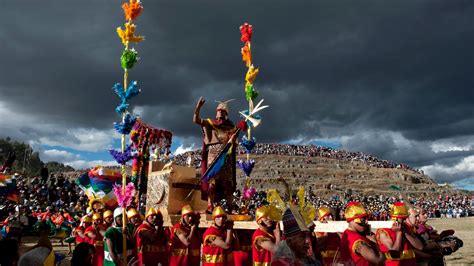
1, 0, 473, 189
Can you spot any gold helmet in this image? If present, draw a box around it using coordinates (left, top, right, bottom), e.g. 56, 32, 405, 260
82, 216, 92, 223
390, 202, 409, 219
256, 206, 270, 222
103, 210, 113, 219
212, 206, 227, 220
126, 208, 139, 219
89, 198, 104, 209
146, 208, 160, 219
317, 206, 331, 221
181, 205, 194, 217
344, 202, 368, 223
92, 212, 102, 221
268, 205, 283, 221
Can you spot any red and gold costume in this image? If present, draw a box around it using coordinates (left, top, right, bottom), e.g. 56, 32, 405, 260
251, 206, 279, 266
170, 205, 201, 266
85, 213, 105, 266
74, 226, 86, 243
339, 202, 378, 266
252, 228, 273, 266
340, 229, 377, 266
135, 208, 170, 266
202, 207, 234, 266
316, 207, 341, 265
376, 202, 416, 266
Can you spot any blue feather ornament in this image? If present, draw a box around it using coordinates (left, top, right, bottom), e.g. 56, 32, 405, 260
240, 135, 257, 154
113, 81, 141, 114
114, 113, 137, 134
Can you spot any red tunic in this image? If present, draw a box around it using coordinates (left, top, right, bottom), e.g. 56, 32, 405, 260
376, 227, 416, 266
340, 229, 377, 266
74, 226, 86, 244
84, 225, 104, 266
169, 223, 201, 266
136, 222, 170, 266
252, 228, 274, 266
316, 232, 341, 266
233, 229, 252, 266
202, 226, 234, 266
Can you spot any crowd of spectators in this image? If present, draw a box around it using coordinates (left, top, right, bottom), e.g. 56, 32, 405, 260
0, 172, 91, 239
2, 172, 471, 237
305, 190, 473, 221
173, 143, 420, 172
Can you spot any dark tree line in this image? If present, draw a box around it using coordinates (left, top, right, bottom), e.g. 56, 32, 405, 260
0, 137, 74, 176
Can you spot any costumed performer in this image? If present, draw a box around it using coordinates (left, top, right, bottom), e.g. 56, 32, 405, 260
170, 205, 201, 266
252, 205, 281, 265
202, 206, 235, 266
135, 208, 170, 266
339, 202, 384, 265
375, 202, 422, 266
193, 97, 247, 212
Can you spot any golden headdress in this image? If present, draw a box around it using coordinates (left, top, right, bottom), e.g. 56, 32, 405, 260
345, 202, 368, 223
390, 202, 409, 219
212, 206, 227, 219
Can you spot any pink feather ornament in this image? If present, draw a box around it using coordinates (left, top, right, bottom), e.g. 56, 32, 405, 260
243, 186, 256, 200
113, 182, 136, 208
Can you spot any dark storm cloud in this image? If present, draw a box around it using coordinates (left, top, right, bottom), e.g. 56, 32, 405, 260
1, 0, 474, 183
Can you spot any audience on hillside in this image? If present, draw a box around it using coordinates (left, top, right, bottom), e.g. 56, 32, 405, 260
172, 143, 421, 173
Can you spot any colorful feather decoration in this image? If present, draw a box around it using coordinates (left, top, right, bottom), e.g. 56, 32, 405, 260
122, 0, 143, 21
113, 182, 136, 208
240, 135, 256, 153
237, 159, 255, 177
243, 186, 256, 200
239, 22, 253, 43
117, 22, 144, 45
109, 144, 134, 165
121, 48, 139, 70
114, 113, 137, 134
113, 81, 141, 114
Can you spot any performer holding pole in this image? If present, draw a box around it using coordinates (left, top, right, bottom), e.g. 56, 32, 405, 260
193, 97, 247, 212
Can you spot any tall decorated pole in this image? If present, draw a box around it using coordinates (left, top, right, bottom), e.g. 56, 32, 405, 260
110, 0, 144, 265
238, 23, 269, 202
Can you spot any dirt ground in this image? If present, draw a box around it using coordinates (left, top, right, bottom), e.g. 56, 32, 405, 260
19, 217, 473, 266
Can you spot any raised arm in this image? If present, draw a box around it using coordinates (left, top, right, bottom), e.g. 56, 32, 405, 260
193, 96, 206, 125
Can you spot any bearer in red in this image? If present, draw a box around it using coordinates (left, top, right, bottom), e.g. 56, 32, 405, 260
85, 212, 106, 266
339, 202, 385, 266
252, 206, 281, 266
315, 206, 341, 265
170, 205, 201, 266
202, 206, 234, 266
135, 208, 170, 266
376, 202, 423, 266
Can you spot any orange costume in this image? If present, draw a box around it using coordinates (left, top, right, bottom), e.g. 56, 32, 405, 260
170, 205, 201, 266
135, 208, 170, 266
202, 207, 234, 266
